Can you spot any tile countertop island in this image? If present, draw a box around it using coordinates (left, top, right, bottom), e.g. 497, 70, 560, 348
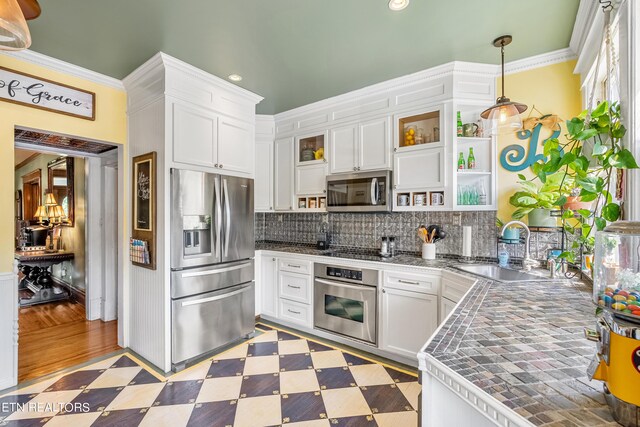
255, 242, 616, 427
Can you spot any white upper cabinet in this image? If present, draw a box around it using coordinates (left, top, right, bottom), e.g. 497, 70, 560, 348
394, 147, 444, 190
274, 137, 294, 211
330, 125, 358, 174
172, 102, 217, 168
296, 162, 327, 195
255, 139, 274, 211
359, 117, 391, 171
171, 101, 255, 176
217, 116, 254, 175
330, 117, 390, 174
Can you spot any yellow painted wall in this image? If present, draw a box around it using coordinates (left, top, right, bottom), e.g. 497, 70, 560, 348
496, 60, 583, 222
0, 54, 127, 273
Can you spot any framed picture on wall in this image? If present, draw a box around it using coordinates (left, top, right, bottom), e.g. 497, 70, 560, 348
131, 152, 156, 270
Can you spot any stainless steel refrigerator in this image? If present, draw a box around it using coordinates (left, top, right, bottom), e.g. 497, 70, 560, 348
170, 168, 254, 368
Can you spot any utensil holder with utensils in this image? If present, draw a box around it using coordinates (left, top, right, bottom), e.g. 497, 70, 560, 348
422, 243, 436, 260
417, 224, 445, 260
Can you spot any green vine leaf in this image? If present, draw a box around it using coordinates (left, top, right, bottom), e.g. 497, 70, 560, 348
609, 149, 639, 169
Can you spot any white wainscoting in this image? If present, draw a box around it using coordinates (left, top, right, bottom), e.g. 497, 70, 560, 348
0, 268, 18, 391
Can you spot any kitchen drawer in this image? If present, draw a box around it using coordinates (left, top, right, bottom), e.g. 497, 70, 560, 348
279, 258, 312, 275
279, 271, 312, 304
279, 298, 312, 328
383, 270, 440, 295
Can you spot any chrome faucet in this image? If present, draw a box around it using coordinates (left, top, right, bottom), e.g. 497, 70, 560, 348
500, 220, 540, 271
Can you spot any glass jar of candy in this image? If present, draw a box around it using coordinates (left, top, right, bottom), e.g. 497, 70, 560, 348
593, 221, 640, 323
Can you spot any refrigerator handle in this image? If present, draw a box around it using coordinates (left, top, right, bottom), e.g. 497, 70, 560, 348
214, 176, 222, 258
223, 178, 231, 257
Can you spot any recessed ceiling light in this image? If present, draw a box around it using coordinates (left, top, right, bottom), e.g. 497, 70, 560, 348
388, 0, 409, 11
228, 74, 243, 82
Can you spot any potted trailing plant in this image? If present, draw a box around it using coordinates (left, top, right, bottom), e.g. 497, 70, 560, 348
524, 100, 638, 262
509, 171, 574, 227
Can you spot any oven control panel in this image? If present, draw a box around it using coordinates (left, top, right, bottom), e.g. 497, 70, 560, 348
326, 267, 362, 281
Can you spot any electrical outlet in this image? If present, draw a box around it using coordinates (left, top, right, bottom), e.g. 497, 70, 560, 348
452, 212, 462, 226
278, 214, 283, 223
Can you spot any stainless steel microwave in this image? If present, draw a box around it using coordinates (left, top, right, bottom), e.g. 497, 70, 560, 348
326, 170, 392, 213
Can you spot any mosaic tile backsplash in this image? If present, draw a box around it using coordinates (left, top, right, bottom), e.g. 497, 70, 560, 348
255, 212, 568, 261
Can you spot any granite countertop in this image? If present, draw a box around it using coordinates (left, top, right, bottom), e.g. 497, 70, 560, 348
255, 241, 615, 426
255, 241, 454, 269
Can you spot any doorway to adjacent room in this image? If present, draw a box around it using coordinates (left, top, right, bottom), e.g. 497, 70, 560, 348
13, 128, 123, 383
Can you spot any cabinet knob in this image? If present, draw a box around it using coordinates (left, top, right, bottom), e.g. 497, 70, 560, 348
323, 190, 326, 193
215, 164, 219, 168
219, 164, 223, 169
357, 167, 361, 171
353, 167, 357, 171
394, 185, 397, 189
272, 258, 276, 261
323, 159, 327, 163
394, 148, 397, 152
270, 206, 273, 210
382, 289, 386, 294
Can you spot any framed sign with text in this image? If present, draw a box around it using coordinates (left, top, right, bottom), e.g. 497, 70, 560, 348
131, 152, 157, 270
0, 66, 95, 120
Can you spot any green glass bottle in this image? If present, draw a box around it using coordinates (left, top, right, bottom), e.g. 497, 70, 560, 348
456, 111, 463, 137
457, 152, 465, 170
467, 147, 476, 169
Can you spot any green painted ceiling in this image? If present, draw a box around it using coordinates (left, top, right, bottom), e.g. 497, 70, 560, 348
28, 0, 579, 114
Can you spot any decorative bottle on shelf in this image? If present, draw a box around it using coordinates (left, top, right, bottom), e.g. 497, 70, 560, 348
477, 181, 487, 205
456, 112, 463, 137
457, 152, 466, 170
467, 147, 476, 169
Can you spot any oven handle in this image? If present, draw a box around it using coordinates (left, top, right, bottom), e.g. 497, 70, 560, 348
315, 278, 376, 292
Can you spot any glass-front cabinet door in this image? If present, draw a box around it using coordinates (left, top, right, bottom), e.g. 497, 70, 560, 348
295, 131, 327, 165
394, 105, 443, 152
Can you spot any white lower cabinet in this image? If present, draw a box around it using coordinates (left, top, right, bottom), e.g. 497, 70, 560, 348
440, 297, 457, 323
380, 287, 439, 359
260, 256, 278, 318
257, 252, 476, 365
440, 271, 475, 323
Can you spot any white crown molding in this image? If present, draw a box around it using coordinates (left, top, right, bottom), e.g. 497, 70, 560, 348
274, 50, 578, 120
503, 48, 577, 75
0, 49, 124, 91
275, 61, 499, 121
123, 52, 263, 104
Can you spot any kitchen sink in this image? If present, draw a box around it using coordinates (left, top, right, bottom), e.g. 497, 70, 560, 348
453, 264, 556, 283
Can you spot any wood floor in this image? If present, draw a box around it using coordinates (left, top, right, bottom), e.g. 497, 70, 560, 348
18, 299, 120, 383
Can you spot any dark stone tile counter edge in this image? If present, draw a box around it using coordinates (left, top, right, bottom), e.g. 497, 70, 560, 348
255, 241, 617, 426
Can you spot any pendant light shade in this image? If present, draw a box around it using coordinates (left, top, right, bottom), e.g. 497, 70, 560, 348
481, 35, 527, 134
0, 0, 32, 51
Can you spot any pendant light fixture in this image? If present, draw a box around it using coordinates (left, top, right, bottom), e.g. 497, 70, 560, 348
481, 35, 527, 134
0, 0, 32, 51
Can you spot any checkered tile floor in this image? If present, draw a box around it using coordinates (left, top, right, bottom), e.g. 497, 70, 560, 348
0, 324, 419, 426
